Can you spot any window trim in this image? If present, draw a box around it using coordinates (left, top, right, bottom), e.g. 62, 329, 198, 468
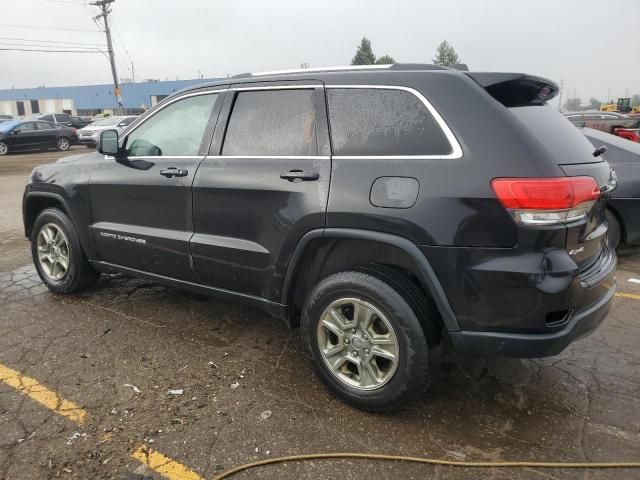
119, 88, 228, 157
326, 84, 463, 160
220, 85, 322, 158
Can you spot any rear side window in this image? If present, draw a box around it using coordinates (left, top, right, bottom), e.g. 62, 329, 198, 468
511, 106, 602, 164
56, 114, 71, 122
327, 88, 453, 156
222, 89, 317, 156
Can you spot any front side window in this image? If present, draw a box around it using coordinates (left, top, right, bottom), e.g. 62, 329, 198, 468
124, 93, 218, 157
327, 88, 453, 156
41, 115, 54, 122
222, 89, 317, 156
15, 122, 36, 132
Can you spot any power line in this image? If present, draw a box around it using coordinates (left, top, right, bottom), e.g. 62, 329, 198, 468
0, 36, 106, 47
0, 47, 103, 53
0, 23, 101, 33
0, 41, 103, 51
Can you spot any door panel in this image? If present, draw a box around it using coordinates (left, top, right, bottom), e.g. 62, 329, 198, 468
89, 90, 225, 280
191, 84, 330, 301
11, 122, 39, 150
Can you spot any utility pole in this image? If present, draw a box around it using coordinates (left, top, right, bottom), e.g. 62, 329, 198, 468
91, 0, 123, 113
557, 79, 564, 111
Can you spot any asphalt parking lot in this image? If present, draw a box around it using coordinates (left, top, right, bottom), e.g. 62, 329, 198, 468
1, 148, 639, 480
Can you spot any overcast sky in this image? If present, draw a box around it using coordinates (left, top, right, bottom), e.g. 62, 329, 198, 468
1, 0, 639, 106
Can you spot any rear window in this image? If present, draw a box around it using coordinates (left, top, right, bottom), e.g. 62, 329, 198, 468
222, 89, 317, 156
327, 88, 453, 157
56, 114, 71, 122
510, 106, 600, 164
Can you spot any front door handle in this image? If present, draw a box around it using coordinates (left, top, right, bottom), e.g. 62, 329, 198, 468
160, 167, 188, 178
280, 170, 320, 182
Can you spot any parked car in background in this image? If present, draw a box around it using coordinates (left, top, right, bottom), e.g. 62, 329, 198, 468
612, 128, 640, 143
0, 120, 77, 155
71, 116, 94, 129
78, 116, 137, 148
583, 127, 640, 248
564, 111, 639, 133
0, 114, 13, 120
36, 113, 74, 127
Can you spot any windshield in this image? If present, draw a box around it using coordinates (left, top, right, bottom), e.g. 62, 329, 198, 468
91, 117, 124, 127
0, 120, 20, 133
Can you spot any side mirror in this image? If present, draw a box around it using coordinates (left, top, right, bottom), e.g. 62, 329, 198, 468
11, 129, 19, 135
99, 129, 120, 156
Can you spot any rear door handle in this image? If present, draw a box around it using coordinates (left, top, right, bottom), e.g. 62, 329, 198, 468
160, 167, 188, 178
280, 170, 320, 182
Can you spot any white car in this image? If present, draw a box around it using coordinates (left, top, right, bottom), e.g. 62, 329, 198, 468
78, 116, 137, 148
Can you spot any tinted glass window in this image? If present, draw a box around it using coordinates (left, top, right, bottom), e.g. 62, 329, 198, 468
36, 121, 54, 130
222, 89, 317, 156
327, 88, 452, 156
125, 93, 218, 157
510, 106, 600, 164
41, 115, 54, 122
16, 122, 36, 132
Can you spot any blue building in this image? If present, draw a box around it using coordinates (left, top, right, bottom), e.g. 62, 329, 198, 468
0, 78, 222, 117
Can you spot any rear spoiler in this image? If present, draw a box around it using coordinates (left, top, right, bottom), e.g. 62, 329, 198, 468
465, 72, 559, 107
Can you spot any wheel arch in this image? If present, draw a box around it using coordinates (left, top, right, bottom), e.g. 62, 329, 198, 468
24, 192, 72, 239
606, 203, 626, 243
281, 228, 459, 332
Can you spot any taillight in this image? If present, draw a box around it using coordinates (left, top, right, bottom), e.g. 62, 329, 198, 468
72, 128, 77, 134
491, 177, 600, 225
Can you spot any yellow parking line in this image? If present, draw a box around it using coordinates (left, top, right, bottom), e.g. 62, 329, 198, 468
615, 292, 640, 301
0, 363, 86, 425
132, 445, 205, 480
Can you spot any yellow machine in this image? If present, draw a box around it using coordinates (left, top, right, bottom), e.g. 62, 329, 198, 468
600, 98, 632, 113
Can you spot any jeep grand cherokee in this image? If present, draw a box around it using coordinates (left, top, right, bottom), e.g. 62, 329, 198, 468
23, 64, 617, 411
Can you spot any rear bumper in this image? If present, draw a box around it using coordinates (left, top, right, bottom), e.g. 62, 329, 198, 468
420, 242, 617, 358
449, 281, 615, 357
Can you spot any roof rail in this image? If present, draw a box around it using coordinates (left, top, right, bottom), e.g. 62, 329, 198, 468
230, 63, 454, 79
232, 64, 394, 79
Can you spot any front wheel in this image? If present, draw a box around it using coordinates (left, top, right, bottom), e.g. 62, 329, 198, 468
31, 208, 99, 293
302, 269, 437, 411
56, 136, 70, 151
0, 141, 8, 155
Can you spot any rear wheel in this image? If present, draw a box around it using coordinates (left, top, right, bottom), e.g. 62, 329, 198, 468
302, 269, 437, 411
606, 209, 622, 249
31, 208, 99, 293
56, 136, 70, 151
0, 141, 8, 155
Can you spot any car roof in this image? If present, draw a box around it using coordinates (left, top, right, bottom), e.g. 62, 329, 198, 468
172, 63, 466, 93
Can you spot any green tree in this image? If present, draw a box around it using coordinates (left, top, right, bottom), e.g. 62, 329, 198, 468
375, 54, 395, 65
631, 94, 640, 108
351, 37, 376, 65
588, 97, 602, 110
564, 98, 581, 112
432, 40, 460, 66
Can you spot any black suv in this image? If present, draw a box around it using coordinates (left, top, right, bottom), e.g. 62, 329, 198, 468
23, 64, 617, 411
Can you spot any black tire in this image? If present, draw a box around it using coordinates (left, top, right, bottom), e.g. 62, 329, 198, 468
56, 136, 70, 151
31, 208, 99, 293
606, 209, 622, 249
0, 141, 8, 156
302, 269, 438, 411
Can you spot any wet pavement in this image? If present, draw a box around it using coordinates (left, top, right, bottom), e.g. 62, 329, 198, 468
1, 149, 639, 479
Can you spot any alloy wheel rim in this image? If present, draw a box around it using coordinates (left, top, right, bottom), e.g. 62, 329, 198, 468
317, 297, 399, 391
0, 142, 7, 155
58, 138, 69, 150
36, 223, 70, 280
